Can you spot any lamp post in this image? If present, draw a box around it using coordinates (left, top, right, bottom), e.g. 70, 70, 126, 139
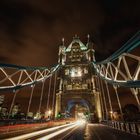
109, 111, 113, 120
45, 110, 52, 120
48, 110, 52, 116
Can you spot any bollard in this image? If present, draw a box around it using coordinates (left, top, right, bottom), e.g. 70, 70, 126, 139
115, 122, 118, 129
136, 123, 140, 135
130, 123, 136, 134
117, 122, 121, 130
114, 121, 117, 129
125, 123, 130, 133
120, 122, 125, 131
109, 121, 111, 127
116, 122, 119, 129
112, 121, 115, 128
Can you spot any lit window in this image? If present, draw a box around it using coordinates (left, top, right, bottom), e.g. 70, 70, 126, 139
70, 67, 82, 77
84, 68, 88, 74
65, 69, 69, 75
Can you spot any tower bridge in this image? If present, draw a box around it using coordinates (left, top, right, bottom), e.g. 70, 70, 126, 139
0, 31, 140, 139
55, 35, 101, 121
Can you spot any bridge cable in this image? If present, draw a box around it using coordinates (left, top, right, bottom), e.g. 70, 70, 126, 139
8, 69, 25, 119
38, 79, 45, 115
100, 78, 108, 120
97, 76, 107, 120
52, 71, 57, 119
46, 75, 52, 116
113, 86, 124, 120
26, 71, 38, 119
26, 85, 35, 119
8, 90, 18, 119
96, 76, 104, 120
130, 88, 140, 111
105, 81, 113, 118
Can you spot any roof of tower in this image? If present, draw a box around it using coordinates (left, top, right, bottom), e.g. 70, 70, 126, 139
65, 36, 87, 52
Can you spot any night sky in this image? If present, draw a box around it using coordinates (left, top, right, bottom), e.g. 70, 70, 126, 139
0, 0, 140, 66
0, 0, 140, 113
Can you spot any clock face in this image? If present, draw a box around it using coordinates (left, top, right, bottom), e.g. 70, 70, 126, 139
70, 67, 82, 77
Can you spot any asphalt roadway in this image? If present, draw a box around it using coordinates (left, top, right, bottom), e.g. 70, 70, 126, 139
56, 123, 140, 140
1, 122, 140, 140
84, 123, 140, 140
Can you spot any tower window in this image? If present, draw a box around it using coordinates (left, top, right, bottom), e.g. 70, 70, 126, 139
70, 67, 82, 77
84, 68, 88, 74
65, 69, 69, 75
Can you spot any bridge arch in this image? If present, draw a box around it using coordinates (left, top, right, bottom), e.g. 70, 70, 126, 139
66, 99, 90, 113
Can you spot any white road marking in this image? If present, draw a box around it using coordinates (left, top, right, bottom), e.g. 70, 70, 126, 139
5, 122, 75, 140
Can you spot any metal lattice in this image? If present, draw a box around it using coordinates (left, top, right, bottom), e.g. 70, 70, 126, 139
0, 64, 60, 90
93, 31, 140, 88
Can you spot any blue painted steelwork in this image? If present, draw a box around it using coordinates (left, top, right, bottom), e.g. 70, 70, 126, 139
0, 63, 59, 70
0, 64, 60, 91
96, 30, 140, 64
93, 30, 140, 88
0, 31, 139, 90
94, 71, 140, 88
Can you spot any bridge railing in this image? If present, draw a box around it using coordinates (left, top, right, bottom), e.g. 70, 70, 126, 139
101, 120, 140, 136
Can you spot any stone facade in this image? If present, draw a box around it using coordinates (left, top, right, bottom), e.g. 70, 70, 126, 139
55, 36, 102, 121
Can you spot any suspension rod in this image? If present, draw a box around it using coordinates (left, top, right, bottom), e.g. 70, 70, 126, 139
114, 86, 124, 120
100, 80, 108, 120
26, 85, 35, 119
96, 76, 104, 120
52, 72, 57, 119
38, 80, 45, 114
46, 76, 52, 112
105, 82, 113, 115
8, 90, 18, 119
130, 88, 140, 111
26, 71, 38, 119
99, 78, 108, 120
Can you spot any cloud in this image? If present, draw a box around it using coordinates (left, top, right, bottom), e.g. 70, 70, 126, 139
0, 0, 105, 65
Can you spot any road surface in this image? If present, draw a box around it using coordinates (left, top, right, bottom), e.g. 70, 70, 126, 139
84, 123, 140, 140
1, 122, 140, 140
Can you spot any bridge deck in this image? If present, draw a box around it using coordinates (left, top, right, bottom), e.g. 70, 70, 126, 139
84, 123, 140, 140
0, 122, 140, 140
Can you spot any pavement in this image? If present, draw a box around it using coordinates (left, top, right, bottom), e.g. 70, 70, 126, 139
0, 122, 140, 140
84, 123, 140, 140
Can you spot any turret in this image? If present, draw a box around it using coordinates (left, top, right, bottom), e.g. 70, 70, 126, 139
58, 38, 66, 65
86, 35, 95, 62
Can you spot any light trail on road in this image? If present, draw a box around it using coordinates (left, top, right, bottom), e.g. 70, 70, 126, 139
5, 120, 86, 140
5, 122, 76, 140
37, 123, 79, 140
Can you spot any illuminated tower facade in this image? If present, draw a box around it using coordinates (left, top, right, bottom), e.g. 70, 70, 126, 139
55, 36, 102, 121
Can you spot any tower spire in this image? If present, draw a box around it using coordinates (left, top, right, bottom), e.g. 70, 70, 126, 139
62, 37, 65, 46
87, 34, 90, 44
73, 34, 79, 40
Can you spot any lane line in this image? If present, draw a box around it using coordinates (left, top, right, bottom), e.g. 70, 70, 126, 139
60, 125, 79, 140
37, 123, 78, 140
5, 122, 75, 140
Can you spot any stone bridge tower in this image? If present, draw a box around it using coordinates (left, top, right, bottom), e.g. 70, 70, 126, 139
55, 36, 102, 121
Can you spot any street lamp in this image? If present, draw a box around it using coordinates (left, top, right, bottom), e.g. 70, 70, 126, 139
109, 111, 113, 120
48, 110, 52, 115
45, 110, 52, 119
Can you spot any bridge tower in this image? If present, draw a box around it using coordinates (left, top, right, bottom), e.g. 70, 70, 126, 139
55, 36, 102, 121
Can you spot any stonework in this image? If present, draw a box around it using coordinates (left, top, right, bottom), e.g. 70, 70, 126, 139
55, 36, 102, 121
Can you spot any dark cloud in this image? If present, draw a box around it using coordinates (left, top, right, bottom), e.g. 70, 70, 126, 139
0, 0, 139, 64
92, 0, 140, 59
0, 0, 104, 66
0, 0, 140, 112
